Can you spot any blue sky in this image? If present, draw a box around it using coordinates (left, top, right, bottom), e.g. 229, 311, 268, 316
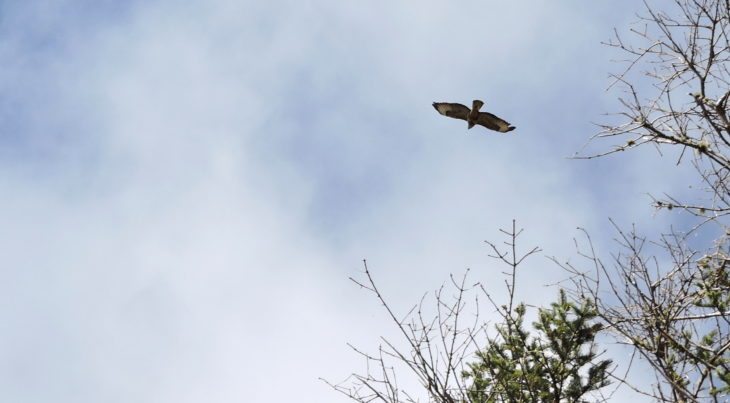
0, 1, 702, 402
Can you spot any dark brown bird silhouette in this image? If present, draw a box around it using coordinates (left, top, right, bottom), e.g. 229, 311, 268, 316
433, 99, 515, 133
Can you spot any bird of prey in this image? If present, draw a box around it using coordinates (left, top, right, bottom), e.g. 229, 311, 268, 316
433, 100, 515, 133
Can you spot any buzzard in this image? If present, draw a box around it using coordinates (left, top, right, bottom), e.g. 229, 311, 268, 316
433, 100, 515, 133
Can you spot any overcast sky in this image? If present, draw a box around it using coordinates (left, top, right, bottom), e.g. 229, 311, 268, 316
0, 1, 701, 402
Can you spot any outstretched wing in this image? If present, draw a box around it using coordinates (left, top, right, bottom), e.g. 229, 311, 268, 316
476, 112, 515, 133
433, 102, 470, 121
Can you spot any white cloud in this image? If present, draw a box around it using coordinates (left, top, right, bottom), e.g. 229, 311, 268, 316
0, 0, 693, 401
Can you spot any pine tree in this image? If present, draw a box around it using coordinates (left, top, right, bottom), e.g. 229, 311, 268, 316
464, 291, 611, 403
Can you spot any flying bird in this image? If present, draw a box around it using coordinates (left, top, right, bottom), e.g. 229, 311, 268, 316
433, 100, 515, 133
